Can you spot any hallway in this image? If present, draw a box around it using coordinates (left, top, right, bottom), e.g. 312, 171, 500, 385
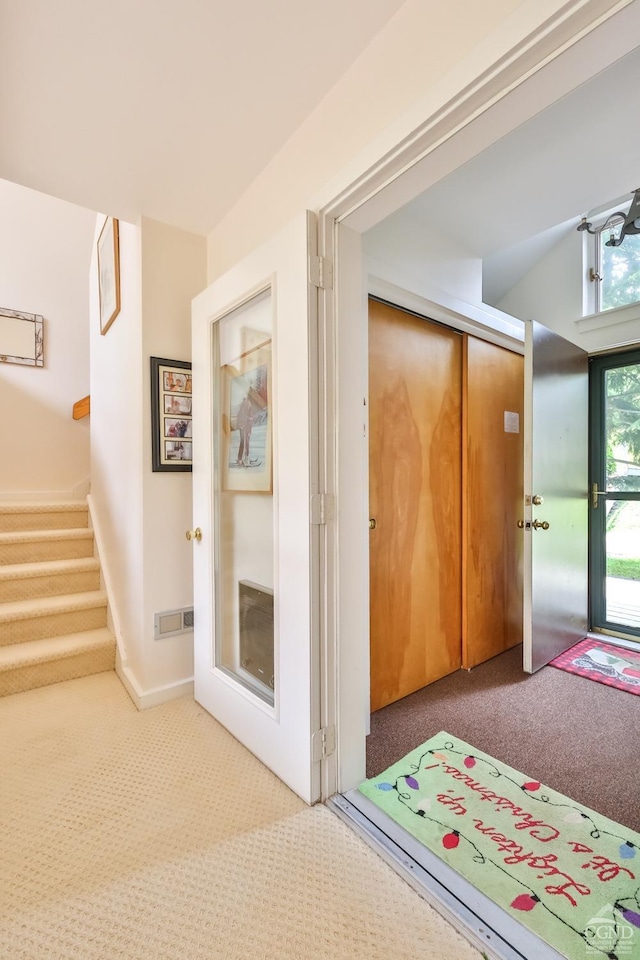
0, 673, 481, 960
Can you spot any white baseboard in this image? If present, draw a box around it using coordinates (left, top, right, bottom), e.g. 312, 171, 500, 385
116, 658, 194, 710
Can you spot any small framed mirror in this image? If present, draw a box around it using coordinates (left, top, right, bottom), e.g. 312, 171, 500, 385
0, 307, 44, 367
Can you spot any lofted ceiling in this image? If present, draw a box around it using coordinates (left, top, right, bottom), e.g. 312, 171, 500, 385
0, 0, 407, 235
391, 44, 640, 305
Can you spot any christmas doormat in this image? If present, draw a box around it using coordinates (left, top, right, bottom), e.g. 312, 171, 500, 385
550, 639, 640, 697
360, 732, 640, 960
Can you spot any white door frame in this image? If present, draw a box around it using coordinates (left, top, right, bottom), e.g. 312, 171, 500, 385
314, 0, 639, 797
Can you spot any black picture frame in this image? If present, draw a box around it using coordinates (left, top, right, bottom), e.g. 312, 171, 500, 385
150, 356, 193, 472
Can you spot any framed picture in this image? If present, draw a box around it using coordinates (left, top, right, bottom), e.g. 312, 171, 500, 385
150, 357, 192, 472
0, 307, 44, 366
221, 341, 271, 492
97, 217, 121, 335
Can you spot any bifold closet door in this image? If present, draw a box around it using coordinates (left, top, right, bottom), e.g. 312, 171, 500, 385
463, 337, 524, 668
368, 300, 462, 712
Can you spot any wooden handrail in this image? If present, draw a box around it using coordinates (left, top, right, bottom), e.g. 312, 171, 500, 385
73, 395, 90, 420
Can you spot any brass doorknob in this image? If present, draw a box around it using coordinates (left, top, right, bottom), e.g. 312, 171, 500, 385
186, 527, 202, 542
369, 518, 377, 530
517, 519, 525, 529
532, 494, 544, 506
532, 519, 550, 531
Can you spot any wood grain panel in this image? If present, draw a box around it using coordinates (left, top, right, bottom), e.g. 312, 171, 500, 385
463, 336, 523, 669
369, 300, 462, 712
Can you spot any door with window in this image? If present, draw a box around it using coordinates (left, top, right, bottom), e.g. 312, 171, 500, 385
190, 212, 321, 803
590, 348, 640, 639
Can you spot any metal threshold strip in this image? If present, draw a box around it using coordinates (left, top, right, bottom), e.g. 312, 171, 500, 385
329, 790, 566, 960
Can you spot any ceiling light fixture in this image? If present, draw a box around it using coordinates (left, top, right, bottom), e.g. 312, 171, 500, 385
577, 188, 640, 247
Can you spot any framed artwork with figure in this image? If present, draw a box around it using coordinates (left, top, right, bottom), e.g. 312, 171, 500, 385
221, 341, 272, 493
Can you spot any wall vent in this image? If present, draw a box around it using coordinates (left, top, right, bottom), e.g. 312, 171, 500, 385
154, 606, 194, 640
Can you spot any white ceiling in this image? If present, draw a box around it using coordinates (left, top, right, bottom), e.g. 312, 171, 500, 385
393, 44, 640, 305
0, 0, 407, 235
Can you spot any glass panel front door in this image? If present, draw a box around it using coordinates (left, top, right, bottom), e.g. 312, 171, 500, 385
590, 350, 640, 638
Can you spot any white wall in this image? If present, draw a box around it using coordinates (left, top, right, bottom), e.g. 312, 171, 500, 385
90, 218, 145, 681
90, 215, 206, 700
206, 0, 580, 279
497, 230, 583, 338
140, 217, 206, 692
363, 209, 482, 305
0, 179, 96, 498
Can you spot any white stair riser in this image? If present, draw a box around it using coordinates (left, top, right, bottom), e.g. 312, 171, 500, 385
0, 569, 101, 603
0, 511, 89, 533
0, 643, 115, 697
0, 605, 107, 647
0, 538, 94, 565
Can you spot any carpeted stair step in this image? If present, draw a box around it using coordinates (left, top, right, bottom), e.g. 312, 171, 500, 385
0, 528, 94, 565
0, 557, 101, 603
0, 591, 108, 647
0, 628, 116, 697
0, 501, 88, 533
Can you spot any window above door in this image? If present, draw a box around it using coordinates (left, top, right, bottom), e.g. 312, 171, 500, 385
586, 209, 640, 315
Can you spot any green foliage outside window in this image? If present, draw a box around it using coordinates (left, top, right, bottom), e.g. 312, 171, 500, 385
600, 226, 640, 311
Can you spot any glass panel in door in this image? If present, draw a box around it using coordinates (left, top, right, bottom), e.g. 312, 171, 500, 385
213, 289, 275, 704
590, 350, 640, 638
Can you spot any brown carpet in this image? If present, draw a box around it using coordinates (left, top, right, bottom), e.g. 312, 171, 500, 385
367, 645, 640, 833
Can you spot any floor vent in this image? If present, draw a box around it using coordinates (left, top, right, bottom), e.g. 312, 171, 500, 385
154, 607, 194, 640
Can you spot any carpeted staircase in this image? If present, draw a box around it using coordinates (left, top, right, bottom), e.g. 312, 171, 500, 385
0, 501, 115, 697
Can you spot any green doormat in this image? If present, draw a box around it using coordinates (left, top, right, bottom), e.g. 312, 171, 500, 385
359, 733, 640, 960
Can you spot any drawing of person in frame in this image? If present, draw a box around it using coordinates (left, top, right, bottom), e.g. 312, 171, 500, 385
163, 371, 192, 394
165, 440, 192, 461
222, 341, 271, 493
164, 394, 192, 415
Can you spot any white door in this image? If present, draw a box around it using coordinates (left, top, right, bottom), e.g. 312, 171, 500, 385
523, 319, 589, 672
191, 212, 320, 803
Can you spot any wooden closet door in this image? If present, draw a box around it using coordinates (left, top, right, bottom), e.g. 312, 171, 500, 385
369, 300, 462, 712
463, 336, 524, 668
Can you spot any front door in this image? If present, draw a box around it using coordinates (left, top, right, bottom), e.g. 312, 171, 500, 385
368, 300, 462, 711
589, 348, 640, 639
523, 320, 589, 672
190, 213, 320, 803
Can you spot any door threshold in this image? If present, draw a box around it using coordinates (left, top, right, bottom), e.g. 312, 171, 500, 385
587, 630, 639, 652
329, 790, 566, 960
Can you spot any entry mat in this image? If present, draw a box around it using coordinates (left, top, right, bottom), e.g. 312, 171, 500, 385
359, 732, 640, 960
550, 639, 640, 697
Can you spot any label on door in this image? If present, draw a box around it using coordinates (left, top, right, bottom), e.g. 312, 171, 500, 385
504, 411, 520, 433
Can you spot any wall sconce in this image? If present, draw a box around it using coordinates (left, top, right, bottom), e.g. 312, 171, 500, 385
577, 188, 640, 247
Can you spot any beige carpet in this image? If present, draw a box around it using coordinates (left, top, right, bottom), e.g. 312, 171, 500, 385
0, 673, 481, 960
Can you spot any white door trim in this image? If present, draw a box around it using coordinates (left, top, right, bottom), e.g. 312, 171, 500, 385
315, 0, 638, 796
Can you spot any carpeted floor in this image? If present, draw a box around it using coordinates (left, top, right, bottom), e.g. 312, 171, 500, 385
367, 645, 640, 833
0, 672, 482, 960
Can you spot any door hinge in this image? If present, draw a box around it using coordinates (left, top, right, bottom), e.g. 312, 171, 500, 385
308, 254, 334, 290
311, 493, 336, 525
312, 725, 336, 761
